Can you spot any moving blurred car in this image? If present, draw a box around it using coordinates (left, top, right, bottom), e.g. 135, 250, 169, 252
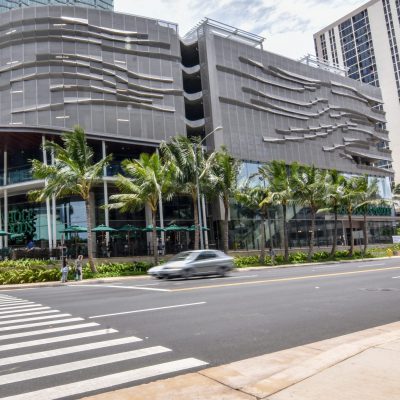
148, 250, 234, 279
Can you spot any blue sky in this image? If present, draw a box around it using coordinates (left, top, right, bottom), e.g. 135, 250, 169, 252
115, 0, 367, 59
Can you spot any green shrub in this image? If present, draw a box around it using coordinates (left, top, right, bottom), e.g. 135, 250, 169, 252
82, 261, 152, 279
233, 256, 260, 268
312, 251, 330, 261
334, 250, 350, 259
289, 252, 308, 264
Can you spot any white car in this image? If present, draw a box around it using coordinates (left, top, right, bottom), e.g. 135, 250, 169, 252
148, 250, 234, 279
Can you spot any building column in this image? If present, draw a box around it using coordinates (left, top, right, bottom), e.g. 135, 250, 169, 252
3, 151, 7, 248
51, 148, 57, 248
0, 197, 3, 249
201, 195, 209, 249
145, 203, 152, 255
42, 135, 53, 250
3, 190, 7, 249
102, 141, 110, 247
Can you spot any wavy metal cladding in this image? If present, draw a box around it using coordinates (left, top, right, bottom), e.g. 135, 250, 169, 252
0, 6, 185, 142
197, 26, 392, 177
0, 0, 113, 12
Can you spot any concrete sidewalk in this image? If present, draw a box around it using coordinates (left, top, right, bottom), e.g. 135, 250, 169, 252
82, 321, 400, 400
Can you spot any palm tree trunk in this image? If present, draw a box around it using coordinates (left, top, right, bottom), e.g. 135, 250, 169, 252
330, 206, 338, 257
348, 211, 354, 256
260, 213, 266, 264
363, 210, 368, 255
152, 210, 159, 265
308, 208, 316, 262
193, 196, 199, 250
283, 204, 289, 262
85, 198, 96, 273
223, 196, 229, 253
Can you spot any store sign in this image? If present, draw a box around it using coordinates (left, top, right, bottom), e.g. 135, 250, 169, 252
8, 208, 37, 237
338, 206, 392, 217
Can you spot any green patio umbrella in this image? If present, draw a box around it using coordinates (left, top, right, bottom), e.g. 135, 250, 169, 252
60, 225, 87, 233
185, 225, 210, 231
91, 224, 116, 233
10, 233, 25, 240
0, 230, 9, 237
164, 224, 188, 231
142, 225, 165, 232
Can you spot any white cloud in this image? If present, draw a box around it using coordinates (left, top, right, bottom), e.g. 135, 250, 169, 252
114, 0, 367, 59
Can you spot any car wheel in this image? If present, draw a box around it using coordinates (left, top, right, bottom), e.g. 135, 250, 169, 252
217, 267, 227, 277
182, 268, 194, 279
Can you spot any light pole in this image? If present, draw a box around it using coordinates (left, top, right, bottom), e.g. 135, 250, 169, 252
195, 126, 222, 249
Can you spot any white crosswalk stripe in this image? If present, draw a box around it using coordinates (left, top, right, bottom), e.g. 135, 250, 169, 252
0, 322, 100, 340
0, 302, 36, 308
0, 359, 208, 400
0, 309, 59, 319
0, 313, 71, 326
0, 317, 83, 332
0, 336, 143, 366
0, 328, 118, 352
0, 303, 40, 311
0, 299, 30, 304
0, 295, 208, 400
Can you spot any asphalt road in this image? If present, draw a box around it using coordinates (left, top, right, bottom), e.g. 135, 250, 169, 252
1, 257, 400, 399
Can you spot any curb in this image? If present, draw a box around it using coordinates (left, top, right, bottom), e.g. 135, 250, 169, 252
81, 321, 400, 400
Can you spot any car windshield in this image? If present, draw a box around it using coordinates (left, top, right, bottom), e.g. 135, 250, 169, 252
169, 251, 194, 261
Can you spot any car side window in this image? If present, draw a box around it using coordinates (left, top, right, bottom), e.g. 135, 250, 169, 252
196, 252, 217, 260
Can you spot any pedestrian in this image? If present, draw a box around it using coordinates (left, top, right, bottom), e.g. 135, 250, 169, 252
61, 257, 69, 283
269, 248, 276, 266
157, 238, 164, 256
75, 254, 83, 281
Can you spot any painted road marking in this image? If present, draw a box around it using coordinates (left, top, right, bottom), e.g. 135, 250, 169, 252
0, 313, 71, 326
0, 302, 36, 308
0, 317, 83, 332
209, 274, 258, 281
70, 284, 171, 292
0, 329, 118, 352
0, 336, 143, 366
0, 309, 59, 320
89, 302, 207, 319
0, 299, 31, 305
0, 358, 208, 400
171, 266, 400, 292
0, 346, 172, 385
0, 322, 99, 341
0, 306, 50, 315
392, 276, 400, 279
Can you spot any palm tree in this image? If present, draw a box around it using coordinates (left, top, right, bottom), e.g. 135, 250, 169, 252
160, 136, 207, 250
207, 147, 241, 253
291, 163, 326, 261
235, 181, 272, 264
108, 152, 176, 265
259, 161, 292, 262
29, 126, 112, 272
320, 170, 346, 256
353, 176, 381, 254
342, 176, 360, 256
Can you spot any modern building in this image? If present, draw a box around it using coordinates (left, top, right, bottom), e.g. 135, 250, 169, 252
0, 5, 396, 256
0, 0, 113, 12
314, 0, 400, 182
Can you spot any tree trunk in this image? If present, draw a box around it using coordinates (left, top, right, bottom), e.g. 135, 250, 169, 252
363, 210, 368, 255
283, 204, 289, 262
152, 210, 159, 265
330, 206, 338, 257
85, 198, 96, 273
260, 213, 266, 264
193, 196, 199, 250
223, 196, 229, 253
308, 208, 316, 262
348, 210, 354, 256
